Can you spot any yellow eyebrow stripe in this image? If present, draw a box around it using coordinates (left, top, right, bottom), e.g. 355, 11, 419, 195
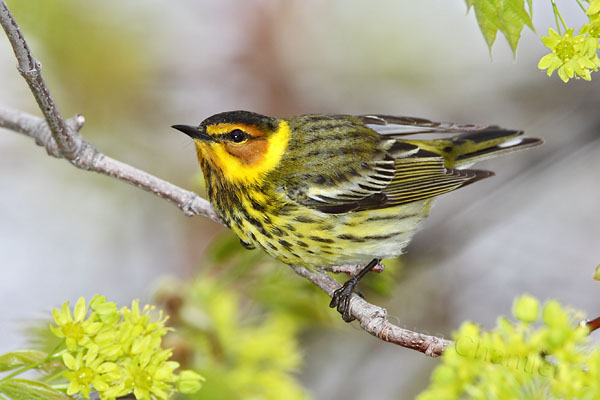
206, 123, 264, 138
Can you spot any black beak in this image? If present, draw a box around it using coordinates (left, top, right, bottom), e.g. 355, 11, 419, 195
171, 124, 214, 142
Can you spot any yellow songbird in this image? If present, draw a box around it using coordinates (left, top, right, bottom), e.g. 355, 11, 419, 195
173, 111, 542, 321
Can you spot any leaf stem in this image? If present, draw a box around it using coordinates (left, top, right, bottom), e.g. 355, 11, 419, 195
0, 341, 65, 382
575, 0, 587, 13
551, 0, 568, 34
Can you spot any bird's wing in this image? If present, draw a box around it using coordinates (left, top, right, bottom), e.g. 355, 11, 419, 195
359, 115, 492, 136
286, 143, 492, 215
381, 154, 492, 206
296, 151, 396, 214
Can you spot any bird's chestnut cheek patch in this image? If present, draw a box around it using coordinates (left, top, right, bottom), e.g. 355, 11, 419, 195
224, 139, 269, 165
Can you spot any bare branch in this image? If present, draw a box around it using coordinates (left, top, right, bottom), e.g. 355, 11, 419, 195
0, 0, 450, 356
0, 107, 222, 222
0, 1, 77, 157
87, 152, 222, 221
292, 266, 451, 355
0, 106, 84, 157
0, 1, 221, 221
322, 262, 385, 275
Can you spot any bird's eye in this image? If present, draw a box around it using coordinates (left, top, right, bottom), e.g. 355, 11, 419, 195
228, 129, 248, 143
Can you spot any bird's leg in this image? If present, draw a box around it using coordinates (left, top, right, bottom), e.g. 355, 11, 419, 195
329, 258, 380, 322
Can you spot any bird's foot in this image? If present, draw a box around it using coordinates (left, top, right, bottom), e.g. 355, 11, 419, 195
328, 258, 380, 323
329, 277, 359, 322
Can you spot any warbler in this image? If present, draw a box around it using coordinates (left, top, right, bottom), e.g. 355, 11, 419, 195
173, 111, 542, 321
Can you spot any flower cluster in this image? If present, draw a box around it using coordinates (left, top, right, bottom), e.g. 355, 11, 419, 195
50, 296, 204, 400
538, 28, 600, 82
538, 1, 600, 82
418, 295, 600, 399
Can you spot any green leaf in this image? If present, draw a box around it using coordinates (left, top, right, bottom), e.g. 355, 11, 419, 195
0, 379, 70, 400
0, 351, 47, 372
594, 264, 600, 281
468, 0, 534, 54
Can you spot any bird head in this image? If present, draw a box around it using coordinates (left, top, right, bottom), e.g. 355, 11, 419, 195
172, 111, 290, 186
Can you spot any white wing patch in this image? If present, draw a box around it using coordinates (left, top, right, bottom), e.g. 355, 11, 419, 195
498, 137, 524, 148
306, 159, 395, 204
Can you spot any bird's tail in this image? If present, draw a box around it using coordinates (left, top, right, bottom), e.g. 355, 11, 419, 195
407, 127, 543, 169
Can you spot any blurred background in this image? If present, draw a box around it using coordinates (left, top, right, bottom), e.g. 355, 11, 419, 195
1, 0, 599, 398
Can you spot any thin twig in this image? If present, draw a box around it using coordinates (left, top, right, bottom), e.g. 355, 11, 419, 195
321, 262, 385, 275
0, 107, 221, 221
0, 106, 84, 157
0, 0, 450, 356
0, 1, 221, 223
293, 266, 450, 355
0, 1, 77, 157
585, 316, 600, 333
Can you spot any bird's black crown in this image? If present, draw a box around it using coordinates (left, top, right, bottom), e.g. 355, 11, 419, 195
200, 110, 278, 132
